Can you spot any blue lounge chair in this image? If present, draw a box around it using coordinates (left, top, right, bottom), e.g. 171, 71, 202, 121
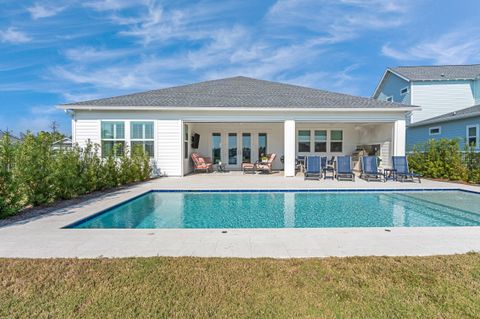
392, 156, 421, 183
360, 156, 383, 182
336, 156, 355, 181
304, 156, 321, 180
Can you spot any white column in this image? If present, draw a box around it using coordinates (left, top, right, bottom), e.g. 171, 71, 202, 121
393, 119, 406, 156
284, 120, 296, 177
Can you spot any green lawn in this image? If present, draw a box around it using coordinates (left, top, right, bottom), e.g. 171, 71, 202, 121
2, 254, 480, 318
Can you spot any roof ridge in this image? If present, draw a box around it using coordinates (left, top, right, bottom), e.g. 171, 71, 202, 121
392, 64, 480, 69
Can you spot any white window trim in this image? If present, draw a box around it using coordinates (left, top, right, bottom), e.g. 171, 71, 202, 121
296, 129, 343, 154
130, 121, 155, 157
313, 130, 327, 153
100, 120, 157, 158
466, 124, 479, 147
400, 87, 409, 95
100, 120, 126, 157
429, 126, 441, 136
386, 96, 393, 102
101, 120, 126, 141
330, 130, 343, 153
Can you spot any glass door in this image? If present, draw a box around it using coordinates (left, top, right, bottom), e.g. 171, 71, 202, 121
227, 133, 238, 166
242, 133, 252, 163
211, 133, 222, 164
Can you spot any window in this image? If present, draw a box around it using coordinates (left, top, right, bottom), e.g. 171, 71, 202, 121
429, 126, 441, 136
386, 96, 393, 102
130, 121, 154, 157
101, 121, 125, 157
212, 133, 222, 164
330, 130, 343, 152
314, 130, 327, 152
400, 87, 409, 95
298, 130, 311, 152
258, 133, 267, 159
467, 125, 478, 147
183, 124, 189, 159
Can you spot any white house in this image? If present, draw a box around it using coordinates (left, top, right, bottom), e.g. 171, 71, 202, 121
372, 64, 480, 123
60, 76, 418, 177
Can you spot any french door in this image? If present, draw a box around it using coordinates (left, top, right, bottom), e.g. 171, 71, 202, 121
226, 132, 253, 169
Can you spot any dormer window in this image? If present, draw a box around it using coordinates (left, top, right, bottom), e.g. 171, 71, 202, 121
386, 96, 393, 102
400, 87, 409, 95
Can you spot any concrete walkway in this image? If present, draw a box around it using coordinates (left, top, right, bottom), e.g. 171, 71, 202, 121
1, 173, 479, 258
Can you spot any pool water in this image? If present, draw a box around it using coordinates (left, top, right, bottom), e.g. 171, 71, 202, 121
68, 190, 480, 229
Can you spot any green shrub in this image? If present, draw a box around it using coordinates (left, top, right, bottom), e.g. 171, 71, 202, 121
0, 134, 22, 218
51, 146, 85, 200
1, 133, 152, 218
408, 138, 474, 183
13, 133, 55, 206
464, 145, 480, 184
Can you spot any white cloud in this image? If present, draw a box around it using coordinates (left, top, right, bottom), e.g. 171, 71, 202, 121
83, 0, 144, 11
63, 47, 134, 62
30, 105, 59, 115
0, 27, 32, 44
382, 29, 480, 64
27, 3, 66, 19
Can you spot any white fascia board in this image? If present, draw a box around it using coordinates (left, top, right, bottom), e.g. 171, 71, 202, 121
58, 105, 420, 112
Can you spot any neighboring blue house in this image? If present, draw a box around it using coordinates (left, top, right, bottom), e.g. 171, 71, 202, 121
373, 64, 480, 151
407, 104, 480, 151
373, 64, 480, 123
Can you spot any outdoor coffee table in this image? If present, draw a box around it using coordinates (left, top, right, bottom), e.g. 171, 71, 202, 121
215, 162, 226, 172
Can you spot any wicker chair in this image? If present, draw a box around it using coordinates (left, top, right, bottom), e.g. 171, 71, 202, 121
256, 153, 276, 174
191, 152, 213, 173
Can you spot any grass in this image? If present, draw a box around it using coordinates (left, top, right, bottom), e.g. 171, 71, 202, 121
2, 254, 480, 318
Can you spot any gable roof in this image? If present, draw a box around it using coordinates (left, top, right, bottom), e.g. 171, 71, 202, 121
62, 76, 417, 110
409, 104, 480, 127
391, 64, 480, 81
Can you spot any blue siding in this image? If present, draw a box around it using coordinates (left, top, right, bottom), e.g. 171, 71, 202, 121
407, 116, 480, 150
376, 72, 411, 104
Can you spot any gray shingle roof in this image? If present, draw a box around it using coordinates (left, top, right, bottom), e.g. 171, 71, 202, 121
409, 104, 480, 127
391, 64, 480, 81
63, 76, 416, 109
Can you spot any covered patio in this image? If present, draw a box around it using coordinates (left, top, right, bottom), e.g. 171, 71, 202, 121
183, 118, 406, 177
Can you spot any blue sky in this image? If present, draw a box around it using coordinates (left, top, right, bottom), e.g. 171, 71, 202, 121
1, 0, 480, 135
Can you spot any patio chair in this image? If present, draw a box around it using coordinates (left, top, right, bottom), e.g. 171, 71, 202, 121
392, 156, 421, 183
191, 152, 213, 173
336, 156, 355, 181
360, 156, 383, 182
256, 153, 276, 174
304, 156, 321, 180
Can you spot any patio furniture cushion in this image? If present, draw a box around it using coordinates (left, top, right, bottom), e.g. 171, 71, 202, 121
191, 152, 213, 172
256, 153, 276, 173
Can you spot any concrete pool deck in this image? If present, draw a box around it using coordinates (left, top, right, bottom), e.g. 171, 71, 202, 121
0, 173, 479, 258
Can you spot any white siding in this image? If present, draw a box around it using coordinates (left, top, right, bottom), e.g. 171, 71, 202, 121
411, 80, 475, 123
157, 120, 183, 176
73, 119, 100, 147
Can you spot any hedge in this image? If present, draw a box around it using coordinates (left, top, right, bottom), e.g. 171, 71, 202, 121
408, 138, 480, 184
0, 132, 151, 219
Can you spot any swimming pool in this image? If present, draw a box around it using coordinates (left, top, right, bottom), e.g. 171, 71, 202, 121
67, 190, 480, 229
